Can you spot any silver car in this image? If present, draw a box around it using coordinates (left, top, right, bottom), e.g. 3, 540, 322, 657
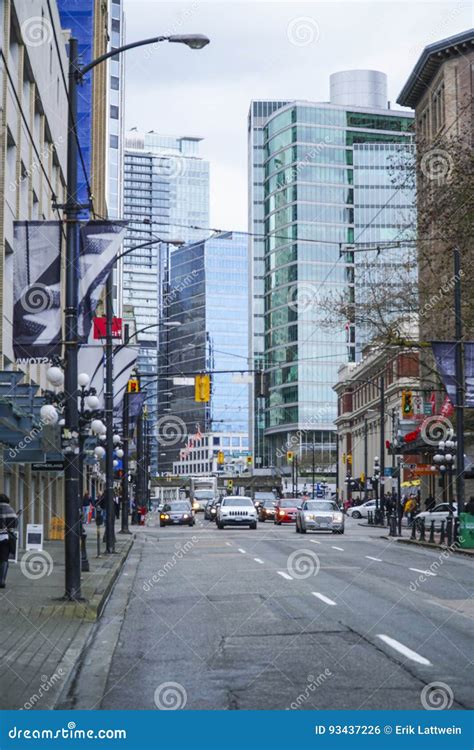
296, 500, 345, 534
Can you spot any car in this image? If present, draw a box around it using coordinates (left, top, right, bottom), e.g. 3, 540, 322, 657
216, 496, 257, 529
253, 491, 277, 510
414, 503, 458, 531
274, 498, 299, 524
160, 501, 195, 527
258, 498, 277, 522
296, 500, 344, 534
346, 500, 377, 519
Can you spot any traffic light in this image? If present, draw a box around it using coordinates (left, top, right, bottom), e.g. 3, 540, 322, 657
360, 472, 365, 483
246, 455, 252, 465
401, 390, 413, 417
127, 377, 139, 393
217, 450, 224, 465
287, 451, 294, 463
347, 453, 352, 465
195, 374, 211, 402
227, 479, 233, 491
342, 452, 346, 464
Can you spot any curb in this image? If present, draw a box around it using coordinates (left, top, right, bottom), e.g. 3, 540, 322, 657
40, 536, 135, 621
380, 535, 474, 557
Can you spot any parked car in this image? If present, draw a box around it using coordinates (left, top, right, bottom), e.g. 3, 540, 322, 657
296, 500, 344, 534
160, 501, 195, 527
414, 503, 458, 531
216, 496, 257, 529
274, 498, 299, 525
346, 500, 377, 519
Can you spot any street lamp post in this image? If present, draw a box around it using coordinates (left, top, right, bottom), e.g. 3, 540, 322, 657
61, 32, 210, 599
373, 456, 380, 523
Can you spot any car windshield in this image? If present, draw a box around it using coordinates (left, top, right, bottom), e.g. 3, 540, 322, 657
168, 503, 190, 512
194, 491, 214, 500
304, 501, 336, 511
280, 499, 297, 507
222, 497, 253, 507
255, 493, 275, 500
263, 499, 276, 507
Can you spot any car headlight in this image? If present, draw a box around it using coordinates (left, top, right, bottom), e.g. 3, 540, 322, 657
211, 508, 216, 514
279, 510, 285, 516
160, 514, 169, 520
333, 513, 343, 522
183, 514, 188, 519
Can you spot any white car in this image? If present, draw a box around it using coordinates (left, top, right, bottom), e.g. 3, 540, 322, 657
346, 500, 377, 519
217, 496, 257, 529
414, 503, 458, 531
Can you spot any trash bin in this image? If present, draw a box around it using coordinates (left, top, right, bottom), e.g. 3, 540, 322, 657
458, 513, 474, 549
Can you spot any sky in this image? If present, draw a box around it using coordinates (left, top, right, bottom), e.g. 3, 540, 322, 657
123, 0, 473, 231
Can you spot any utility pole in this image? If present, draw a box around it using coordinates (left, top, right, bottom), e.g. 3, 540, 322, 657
379, 374, 385, 522
120, 388, 130, 533
453, 247, 465, 515
364, 417, 368, 502
311, 441, 315, 499
63, 38, 82, 600
104, 274, 115, 553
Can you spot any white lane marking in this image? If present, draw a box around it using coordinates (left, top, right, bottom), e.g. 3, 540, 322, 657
254, 557, 264, 564
366, 556, 383, 562
238, 548, 246, 554
376, 634, 431, 666
310, 539, 321, 544
225, 542, 232, 546
277, 571, 293, 580
409, 567, 437, 577
331, 546, 344, 551
312, 592, 337, 606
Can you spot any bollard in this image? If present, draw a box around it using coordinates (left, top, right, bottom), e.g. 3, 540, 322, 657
440, 520, 446, 545
80, 523, 90, 572
446, 516, 453, 546
410, 520, 417, 540
388, 513, 398, 537
454, 517, 459, 544
428, 520, 435, 544
368, 511, 373, 525
419, 519, 426, 542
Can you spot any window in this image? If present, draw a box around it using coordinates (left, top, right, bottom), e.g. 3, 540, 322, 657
111, 76, 120, 91
431, 82, 445, 134
110, 134, 119, 149
111, 18, 120, 32
110, 105, 119, 119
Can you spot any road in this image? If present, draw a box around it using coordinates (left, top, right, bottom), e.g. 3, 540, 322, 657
62, 515, 474, 711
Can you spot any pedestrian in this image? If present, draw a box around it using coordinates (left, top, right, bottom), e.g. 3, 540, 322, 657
0, 493, 18, 589
82, 491, 92, 524
425, 495, 435, 512
114, 494, 120, 519
465, 496, 474, 515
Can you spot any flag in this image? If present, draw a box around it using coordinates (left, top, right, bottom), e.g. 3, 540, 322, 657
78, 221, 127, 343
431, 342, 457, 405
464, 342, 474, 408
13, 221, 62, 360
77, 343, 138, 411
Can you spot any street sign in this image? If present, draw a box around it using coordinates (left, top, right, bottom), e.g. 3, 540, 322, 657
32, 462, 64, 471
173, 377, 195, 386
26, 524, 44, 551
384, 467, 393, 477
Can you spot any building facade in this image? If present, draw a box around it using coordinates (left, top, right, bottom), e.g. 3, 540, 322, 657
0, 0, 68, 543
159, 232, 249, 473
248, 71, 414, 471
122, 130, 210, 473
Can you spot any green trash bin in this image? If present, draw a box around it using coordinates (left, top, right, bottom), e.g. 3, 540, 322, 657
458, 513, 474, 549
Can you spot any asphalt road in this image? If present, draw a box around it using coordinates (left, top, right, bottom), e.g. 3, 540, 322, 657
64, 515, 473, 711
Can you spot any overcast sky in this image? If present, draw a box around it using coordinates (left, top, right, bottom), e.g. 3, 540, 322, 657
123, 1, 472, 231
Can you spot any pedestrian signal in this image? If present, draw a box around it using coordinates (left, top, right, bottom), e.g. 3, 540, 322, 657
127, 378, 139, 393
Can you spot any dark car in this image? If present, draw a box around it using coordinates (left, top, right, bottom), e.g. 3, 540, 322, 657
258, 498, 277, 522
160, 501, 195, 527
274, 498, 299, 525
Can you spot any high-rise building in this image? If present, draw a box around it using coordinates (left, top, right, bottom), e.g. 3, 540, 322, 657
158, 232, 249, 473
122, 130, 210, 473
248, 72, 414, 470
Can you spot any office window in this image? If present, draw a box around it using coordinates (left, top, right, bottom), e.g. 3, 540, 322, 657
111, 76, 120, 91
110, 134, 119, 148
110, 105, 119, 119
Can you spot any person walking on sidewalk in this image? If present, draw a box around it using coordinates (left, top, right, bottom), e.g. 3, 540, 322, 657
0, 494, 18, 589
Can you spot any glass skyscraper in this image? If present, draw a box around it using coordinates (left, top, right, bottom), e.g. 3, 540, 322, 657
159, 232, 249, 472
248, 71, 414, 470
122, 130, 209, 473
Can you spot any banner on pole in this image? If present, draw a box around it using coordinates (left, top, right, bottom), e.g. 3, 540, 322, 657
13, 221, 62, 360
78, 221, 127, 343
431, 342, 457, 405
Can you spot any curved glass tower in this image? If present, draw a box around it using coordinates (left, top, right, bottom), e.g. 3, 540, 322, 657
249, 73, 413, 470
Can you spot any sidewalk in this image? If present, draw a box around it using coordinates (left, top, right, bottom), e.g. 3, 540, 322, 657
357, 519, 474, 556
0, 523, 134, 710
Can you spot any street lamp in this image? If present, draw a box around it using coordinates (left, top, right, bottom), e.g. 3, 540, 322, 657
61, 32, 209, 599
